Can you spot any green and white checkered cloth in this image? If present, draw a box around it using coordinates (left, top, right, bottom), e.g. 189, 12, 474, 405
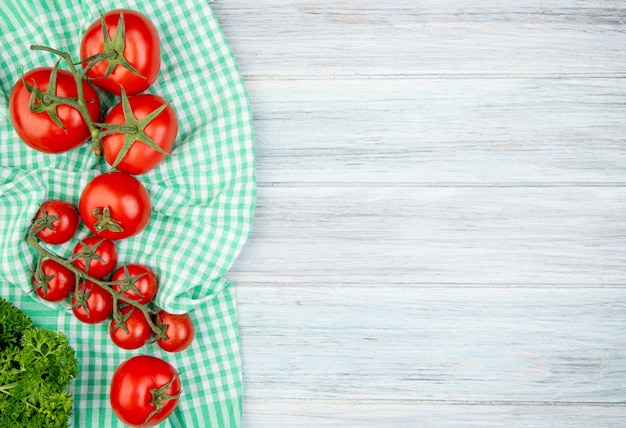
0, 1, 255, 426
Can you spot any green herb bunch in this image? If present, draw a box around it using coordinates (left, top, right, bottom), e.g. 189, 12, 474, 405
0, 297, 78, 427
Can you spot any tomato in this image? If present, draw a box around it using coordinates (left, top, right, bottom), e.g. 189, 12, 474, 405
72, 280, 114, 324
71, 235, 118, 278
78, 172, 152, 240
110, 355, 181, 427
111, 264, 158, 305
101, 93, 178, 175
33, 200, 80, 245
156, 311, 195, 353
80, 9, 160, 95
9, 67, 101, 153
110, 306, 152, 350
33, 259, 76, 302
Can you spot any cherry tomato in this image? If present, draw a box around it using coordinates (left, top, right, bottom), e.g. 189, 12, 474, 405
72, 280, 114, 324
110, 355, 181, 427
33, 259, 76, 302
80, 9, 160, 95
9, 67, 101, 153
156, 311, 195, 353
78, 172, 152, 240
33, 200, 80, 245
111, 264, 158, 304
71, 235, 118, 278
102, 93, 178, 175
110, 305, 152, 350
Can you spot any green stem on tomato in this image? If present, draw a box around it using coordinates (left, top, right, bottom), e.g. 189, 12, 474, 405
29, 45, 118, 156
26, 230, 164, 337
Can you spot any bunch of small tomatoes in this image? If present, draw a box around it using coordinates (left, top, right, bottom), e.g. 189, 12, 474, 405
10, 9, 194, 427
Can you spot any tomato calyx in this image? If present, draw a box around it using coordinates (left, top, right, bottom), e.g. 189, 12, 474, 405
71, 282, 94, 317
92, 206, 124, 234
29, 45, 100, 110
69, 237, 108, 271
95, 87, 173, 169
113, 265, 147, 297
79, 11, 145, 82
21, 61, 72, 132
111, 305, 135, 335
145, 374, 181, 424
32, 257, 56, 296
31, 211, 60, 236
29, 45, 105, 153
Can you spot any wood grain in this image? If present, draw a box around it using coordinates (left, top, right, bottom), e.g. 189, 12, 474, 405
212, 0, 626, 77
246, 78, 626, 185
229, 186, 626, 285
209, 0, 626, 425
243, 400, 626, 427
236, 285, 626, 402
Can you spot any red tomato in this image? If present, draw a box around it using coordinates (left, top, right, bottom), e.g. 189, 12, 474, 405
71, 235, 118, 278
110, 306, 152, 350
9, 67, 101, 153
110, 355, 181, 427
80, 9, 160, 95
111, 264, 158, 305
33, 200, 80, 245
72, 280, 114, 324
156, 311, 195, 353
33, 259, 76, 302
78, 172, 152, 240
101, 93, 178, 175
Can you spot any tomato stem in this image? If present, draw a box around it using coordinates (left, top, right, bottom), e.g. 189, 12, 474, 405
144, 373, 181, 424
28, 42, 168, 161
26, 228, 165, 336
29, 44, 109, 156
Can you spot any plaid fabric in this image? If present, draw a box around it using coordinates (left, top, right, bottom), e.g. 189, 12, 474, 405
0, 1, 255, 427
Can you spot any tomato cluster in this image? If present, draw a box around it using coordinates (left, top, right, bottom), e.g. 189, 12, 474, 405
30, 198, 195, 350
15, 9, 195, 427
30, 200, 195, 427
9, 9, 178, 176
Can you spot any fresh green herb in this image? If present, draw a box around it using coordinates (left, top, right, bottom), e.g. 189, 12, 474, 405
0, 297, 77, 427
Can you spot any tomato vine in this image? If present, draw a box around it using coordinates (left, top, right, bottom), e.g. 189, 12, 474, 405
26, 226, 166, 340
10, 8, 189, 426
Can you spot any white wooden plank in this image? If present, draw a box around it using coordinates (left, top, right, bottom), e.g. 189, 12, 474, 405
246, 78, 626, 185
209, 3, 626, 425
243, 400, 626, 427
212, 0, 626, 77
228, 186, 626, 285
235, 285, 626, 403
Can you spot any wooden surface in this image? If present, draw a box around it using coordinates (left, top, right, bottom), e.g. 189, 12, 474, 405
211, 1, 626, 426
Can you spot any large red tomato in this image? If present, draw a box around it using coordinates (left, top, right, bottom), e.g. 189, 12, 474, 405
101, 93, 178, 175
9, 67, 101, 153
80, 9, 160, 95
110, 355, 181, 427
78, 172, 152, 240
